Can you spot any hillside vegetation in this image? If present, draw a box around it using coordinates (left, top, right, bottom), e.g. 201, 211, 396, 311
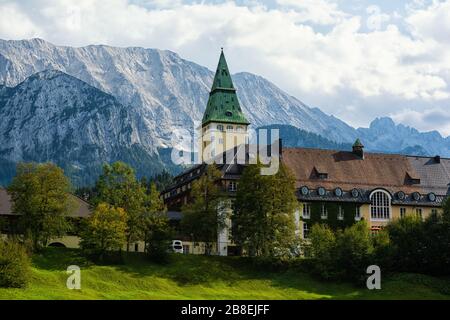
0, 249, 449, 300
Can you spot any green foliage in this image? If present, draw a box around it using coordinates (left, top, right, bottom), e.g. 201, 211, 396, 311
94, 162, 147, 250
143, 183, 172, 263
307, 202, 357, 231
2, 248, 449, 299
142, 170, 173, 192
80, 203, 127, 262
232, 162, 298, 258
0, 240, 31, 288
181, 165, 225, 255
308, 221, 376, 283
7, 162, 74, 251
385, 215, 426, 272
384, 208, 450, 275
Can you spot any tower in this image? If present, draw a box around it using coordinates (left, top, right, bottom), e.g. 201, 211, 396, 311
199, 49, 250, 163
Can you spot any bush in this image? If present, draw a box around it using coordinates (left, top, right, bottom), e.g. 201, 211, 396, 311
308, 221, 374, 283
0, 240, 31, 288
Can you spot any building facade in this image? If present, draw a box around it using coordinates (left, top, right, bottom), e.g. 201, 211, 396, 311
163, 51, 450, 253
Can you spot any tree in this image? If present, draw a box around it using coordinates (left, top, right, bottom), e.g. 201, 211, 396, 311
308, 224, 338, 279
7, 163, 74, 251
385, 215, 426, 273
232, 162, 298, 258
80, 203, 127, 261
94, 162, 147, 251
142, 183, 172, 261
181, 165, 225, 255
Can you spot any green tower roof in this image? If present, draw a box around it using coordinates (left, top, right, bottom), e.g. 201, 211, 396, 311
353, 138, 364, 147
202, 49, 250, 126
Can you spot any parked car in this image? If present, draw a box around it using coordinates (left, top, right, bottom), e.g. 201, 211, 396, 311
172, 240, 183, 253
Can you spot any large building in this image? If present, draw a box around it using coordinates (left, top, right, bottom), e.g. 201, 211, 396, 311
163, 50, 450, 253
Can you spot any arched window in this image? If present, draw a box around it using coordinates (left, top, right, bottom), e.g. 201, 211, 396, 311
217, 124, 224, 132
226, 125, 233, 131
370, 190, 391, 220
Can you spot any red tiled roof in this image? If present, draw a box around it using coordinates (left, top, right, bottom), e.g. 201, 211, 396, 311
282, 148, 424, 194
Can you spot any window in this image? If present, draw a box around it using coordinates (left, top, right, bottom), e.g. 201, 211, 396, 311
211, 135, 215, 142
416, 208, 423, 219
338, 206, 344, 220
217, 124, 224, 131
236, 126, 243, 132
431, 209, 438, 215
302, 203, 311, 219
400, 207, 406, 218
303, 223, 309, 239
219, 138, 224, 145
321, 204, 328, 219
355, 206, 361, 220
134, 243, 139, 252
228, 181, 237, 192
226, 125, 233, 131
182, 185, 186, 192
370, 190, 391, 220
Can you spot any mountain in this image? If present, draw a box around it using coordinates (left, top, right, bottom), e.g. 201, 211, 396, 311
257, 124, 352, 150
0, 38, 449, 187
0, 38, 357, 146
357, 117, 450, 157
259, 124, 434, 157
0, 70, 176, 186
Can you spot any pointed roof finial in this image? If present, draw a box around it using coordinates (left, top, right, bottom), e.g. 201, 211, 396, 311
221, 47, 223, 52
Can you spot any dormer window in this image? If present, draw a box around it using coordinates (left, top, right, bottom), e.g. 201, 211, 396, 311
312, 166, 328, 180
406, 171, 421, 185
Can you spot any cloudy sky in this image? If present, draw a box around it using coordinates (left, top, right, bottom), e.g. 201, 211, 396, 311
1, 0, 449, 136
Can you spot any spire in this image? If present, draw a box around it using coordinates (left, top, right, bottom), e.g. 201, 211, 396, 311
202, 49, 249, 126
353, 138, 364, 148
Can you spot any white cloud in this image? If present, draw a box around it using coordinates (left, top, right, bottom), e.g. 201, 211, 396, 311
276, 0, 348, 25
0, 3, 41, 39
0, 0, 449, 136
391, 107, 450, 136
366, 5, 390, 30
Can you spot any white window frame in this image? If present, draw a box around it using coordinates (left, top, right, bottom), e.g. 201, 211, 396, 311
226, 125, 234, 131
228, 181, 237, 192
303, 222, 309, 239
217, 124, 224, 132
400, 207, 406, 218
338, 206, 344, 220
370, 189, 392, 221
302, 203, 311, 219
355, 206, 361, 221
321, 204, 328, 219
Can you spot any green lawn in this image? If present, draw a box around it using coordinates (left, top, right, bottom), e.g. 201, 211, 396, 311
1, 248, 449, 300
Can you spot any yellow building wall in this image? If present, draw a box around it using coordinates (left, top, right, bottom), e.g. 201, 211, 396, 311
199, 122, 248, 163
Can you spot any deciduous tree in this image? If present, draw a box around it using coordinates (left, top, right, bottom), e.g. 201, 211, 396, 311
7, 163, 74, 251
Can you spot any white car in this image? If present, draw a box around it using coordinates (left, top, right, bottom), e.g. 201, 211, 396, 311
172, 240, 183, 253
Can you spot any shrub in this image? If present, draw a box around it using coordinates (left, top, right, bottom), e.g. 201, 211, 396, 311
308, 221, 375, 283
0, 240, 31, 288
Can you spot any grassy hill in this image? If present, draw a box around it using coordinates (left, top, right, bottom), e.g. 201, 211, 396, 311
0, 248, 449, 300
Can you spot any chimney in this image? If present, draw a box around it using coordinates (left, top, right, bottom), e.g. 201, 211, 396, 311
352, 138, 364, 159
434, 155, 441, 163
